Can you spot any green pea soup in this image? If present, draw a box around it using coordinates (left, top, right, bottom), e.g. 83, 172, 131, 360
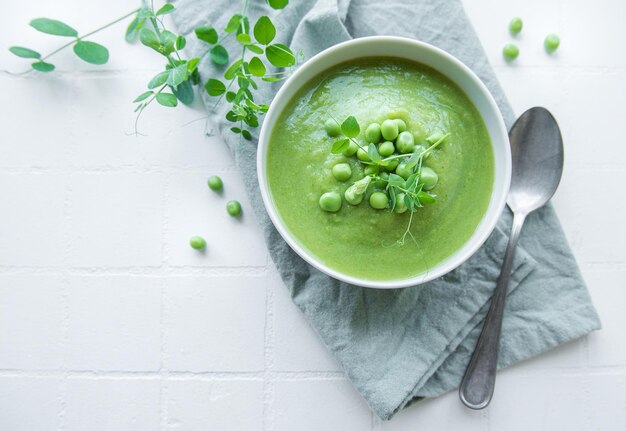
267, 58, 494, 281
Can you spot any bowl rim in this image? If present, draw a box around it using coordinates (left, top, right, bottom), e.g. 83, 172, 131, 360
257, 36, 511, 289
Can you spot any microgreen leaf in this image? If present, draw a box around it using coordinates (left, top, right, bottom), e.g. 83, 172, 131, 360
139, 27, 160, 51
167, 63, 188, 87
156, 92, 178, 107
261, 76, 284, 82
148, 70, 169, 89
248, 56, 266, 77
242, 129, 252, 140
236, 33, 251, 45
236, 17, 250, 36
186, 57, 199, 73
31, 61, 55, 72
225, 14, 242, 33
175, 35, 186, 50
160, 30, 177, 55
224, 59, 243, 80
247, 44, 264, 54
417, 191, 436, 205
205, 78, 226, 96
155, 4, 175, 16
265, 43, 295, 67
30, 18, 77, 37
368, 143, 381, 163
9, 46, 41, 59
389, 186, 397, 211
387, 173, 404, 187
133, 91, 153, 103
331, 138, 350, 154
210, 45, 229, 65
225, 91, 236, 102
73, 41, 109, 65
267, 0, 289, 9
125, 16, 144, 42
231, 127, 241, 134
195, 26, 218, 44
341, 116, 360, 139
171, 81, 194, 106
253, 16, 276, 45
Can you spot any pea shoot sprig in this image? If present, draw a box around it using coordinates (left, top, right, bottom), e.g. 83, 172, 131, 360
324, 115, 449, 245
6, 0, 298, 138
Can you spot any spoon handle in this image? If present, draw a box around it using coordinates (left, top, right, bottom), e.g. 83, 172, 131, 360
459, 211, 527, 409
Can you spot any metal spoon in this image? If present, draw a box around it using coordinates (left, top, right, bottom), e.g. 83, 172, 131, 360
459, 107, 564, 409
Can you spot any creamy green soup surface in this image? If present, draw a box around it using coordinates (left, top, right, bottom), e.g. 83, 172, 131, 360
267, 58, 494, 281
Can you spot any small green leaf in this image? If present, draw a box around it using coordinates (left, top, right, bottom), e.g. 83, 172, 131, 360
389, 187, 397, 211
156, 92, 178, 107
30, 18, 77, 37
73, 41, 109, 65
331, 139, 350, 154
225, 91, 236, 102
125, 17, 142, 42
175, 35, 186, 50
265, 43, 295, 68
225, 110, 238, 122
368, 143, 381, 163
187, 57, 199, 73
148, 70, 169, 89
248, 44, 264, 54
267, 0, 289, 9
248, 56, 266, 77
341, 116, 360, 139
194, 26, 218, 44
137, 8, 153, 19
171, 80, 194, 106
133, 91, 153, 102
417, 191, 436, 205
253, 16, 276, 45
139, 28, 160, 50
210, 45, 229, 65
224, 59, 243, 80
405, 173, 418, 190
387, 173, 404, 187
205, 78, 226, 96
236, 33, 251, 45
167, 63, 188, 87
405, 194, 414, 210
31, 61, 55, 72
231, 127, 242, 134
160, 30, 177, 55
225, 14, 242, 33
155, 4, 175, 16
242, 129, 252, 140
237, 17, 250, 36
9, 46, 41, 59
261, 76, 284, 82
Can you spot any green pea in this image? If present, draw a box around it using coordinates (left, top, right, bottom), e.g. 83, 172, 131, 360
383, 158, 399, 171
394, 193, 408, 214
226, 200, 242, 217
378, 141, 395, 157
374, 171, 389, 189
396, 162, 413, 180
394, 119, 407, 133
364, 164, 380, 176
356, 147, 371, 162
509, 17, 523, 35
420, 166, 438, 190
324, 118, 341, 137
396, 131, 415, 154
412, 124, 426, 145
369, 192, 388, 210
380, 119, 399, 141
189, 235, 206, 250
319, 191, 342, 212
503, 43, 519, 61
342, 141, 358, 157
207, 175, 223, 192
332, 163, 352, 182
544, 34, 560, 53
365, 123, 382, 143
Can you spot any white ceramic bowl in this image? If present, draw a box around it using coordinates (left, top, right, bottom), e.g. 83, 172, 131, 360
257, 36, 511, 289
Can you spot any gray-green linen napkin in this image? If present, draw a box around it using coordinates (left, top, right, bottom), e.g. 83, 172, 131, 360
172, 0, 601, 420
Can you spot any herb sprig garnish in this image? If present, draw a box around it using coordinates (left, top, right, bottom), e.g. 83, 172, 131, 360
6, 0, 298, 138
327, 115, 449, 245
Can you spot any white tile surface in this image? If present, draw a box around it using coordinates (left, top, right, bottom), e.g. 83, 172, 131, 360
66, 275, 162, 371
64, 377, 161, 431
67, 172, 164, 267
1, 0, 625, 429
0, 377, 62, 431
0, 173, 68, 266
165, 379, 265, 431
273, 380, 372, 431
0, 275, 65, 370
164, 275, 266, 372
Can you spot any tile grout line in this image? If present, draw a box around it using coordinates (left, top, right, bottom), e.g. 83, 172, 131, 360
262, 271, 277, 431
